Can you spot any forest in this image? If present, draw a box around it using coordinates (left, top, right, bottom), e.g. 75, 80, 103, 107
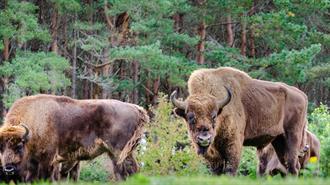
0, 0, 330, 184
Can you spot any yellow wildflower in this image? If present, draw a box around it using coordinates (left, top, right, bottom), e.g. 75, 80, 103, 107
287, 11, 295, 17
309, 156, 318, 163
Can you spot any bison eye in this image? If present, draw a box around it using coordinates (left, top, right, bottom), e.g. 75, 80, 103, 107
187, 112, 195, 124
16, 143, 24, 152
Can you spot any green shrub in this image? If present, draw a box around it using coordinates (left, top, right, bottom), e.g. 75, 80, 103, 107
308, 104, 330, 177
79, 155, 109, 182
137, 94, 209, 176
239, 147, 257, 178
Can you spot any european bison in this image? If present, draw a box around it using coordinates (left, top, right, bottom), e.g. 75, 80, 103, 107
171, 67, 308, 175
257, 130, 320, 176
0, 94, 149, 182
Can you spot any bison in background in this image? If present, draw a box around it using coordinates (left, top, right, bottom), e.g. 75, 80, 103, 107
257, 130, 320, 176
0, 95, 149, 182
171, 67, 308, 175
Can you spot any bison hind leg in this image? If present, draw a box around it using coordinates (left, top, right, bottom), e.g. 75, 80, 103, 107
60, 161, 80, 181
107, 153, 139, 181
272, 134, 300, 175
271, 135, 288, 168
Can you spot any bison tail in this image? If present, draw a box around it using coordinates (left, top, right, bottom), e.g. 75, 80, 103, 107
117, 106, 149, 165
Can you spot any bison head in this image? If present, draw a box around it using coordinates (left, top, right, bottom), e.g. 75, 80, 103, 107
0, 124, 30, 179
171, 87, 231, 155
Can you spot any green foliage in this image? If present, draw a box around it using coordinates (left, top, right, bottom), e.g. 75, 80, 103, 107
239, 147, 257, 178
205, 44, 250, 70
307, 64, 330, 88
110, 42, 198, 87
0, 0, 50, 45
11, 176, 330, 185
0, 51, 70, 108
137, 94, 208, 176
121, 175, 330, 185
52, 0, 81, 14
308, 104, 330, 177
79, 155, 109, 182
250, 44, 321, 85
250, 11, 308, 51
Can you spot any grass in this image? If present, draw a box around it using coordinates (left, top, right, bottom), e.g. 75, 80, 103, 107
13, 175, 330, 185
121, 175, 330, 185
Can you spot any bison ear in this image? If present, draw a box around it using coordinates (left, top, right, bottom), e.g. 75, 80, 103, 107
173, 108, 186, 118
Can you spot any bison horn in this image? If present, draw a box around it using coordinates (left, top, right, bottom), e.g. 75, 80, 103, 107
217, 86, 232, 109
20, 124, 30, 141
170, 90, 187, 110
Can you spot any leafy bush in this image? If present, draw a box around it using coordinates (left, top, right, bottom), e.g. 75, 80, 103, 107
239, 147, 257, 178
137, 94, 208, 176
308, 104, 330, 177
79, 155, 109, 182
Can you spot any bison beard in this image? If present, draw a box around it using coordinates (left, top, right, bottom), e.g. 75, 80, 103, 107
197, 146, 208, 155
171, 67, 308, 176
0, 95, 149, 182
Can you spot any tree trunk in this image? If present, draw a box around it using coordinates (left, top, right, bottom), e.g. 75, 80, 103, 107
3, 38, 9, 60
37, 0, 45, 24
101, 64, 112, 99
250, 28, 256, 57
131, 60, 139, 104
62, 15, 68, 49
196, 20, 206, 64
116, 12, 130, 45
71, 17, 77, 98
104, 0, 114, 30
101, 48, 112, 99
145, 70, 151, 106
118, 61, 127, 100
226, 16, 234, 47
0, 0, 7, 120
51, 5, 58, 54
152, 76, 160, 104
94, 70, 100, 99
240, 19, 247, 56
249, 0, 257, 57
173, 13, 183, 33
83, 79, 89, 99
2, 0, 9, 60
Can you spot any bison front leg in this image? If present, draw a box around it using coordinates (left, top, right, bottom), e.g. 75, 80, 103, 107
204, 148, 225, 175
285, 132, 302, 175
223, 140, 243, 176
208, 159, 225, 175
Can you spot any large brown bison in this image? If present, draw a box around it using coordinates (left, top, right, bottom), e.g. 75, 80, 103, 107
257, 130, 320, 176
0, 94, 149, 182
171, 67, 308, 175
